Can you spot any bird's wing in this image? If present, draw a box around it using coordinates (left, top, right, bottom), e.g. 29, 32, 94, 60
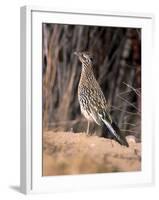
84, 83, 128, 147
89, 97, 111, 126
89, 102, 129, 147
91, 80, 109, 109
102, 116, 129, 147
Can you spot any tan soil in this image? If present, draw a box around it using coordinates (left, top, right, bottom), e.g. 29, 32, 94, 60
43, 131, 141, 176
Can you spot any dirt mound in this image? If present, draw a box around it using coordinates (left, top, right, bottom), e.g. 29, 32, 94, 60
43, 131, 141, 176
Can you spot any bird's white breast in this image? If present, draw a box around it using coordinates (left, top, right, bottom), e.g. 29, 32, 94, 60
80, 103, 93, 121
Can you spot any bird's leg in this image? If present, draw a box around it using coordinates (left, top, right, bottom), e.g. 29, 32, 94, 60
86, 121, 90, 135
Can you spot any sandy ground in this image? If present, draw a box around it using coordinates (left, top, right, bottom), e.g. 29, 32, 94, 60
43, 131, 141, 176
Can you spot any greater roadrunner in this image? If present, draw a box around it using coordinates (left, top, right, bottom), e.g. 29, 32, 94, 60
74, 51, 129, 147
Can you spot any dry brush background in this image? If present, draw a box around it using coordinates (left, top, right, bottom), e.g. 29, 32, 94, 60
42, 23, 141, 175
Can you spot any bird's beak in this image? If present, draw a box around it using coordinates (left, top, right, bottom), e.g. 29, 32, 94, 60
74, 51, 83, 63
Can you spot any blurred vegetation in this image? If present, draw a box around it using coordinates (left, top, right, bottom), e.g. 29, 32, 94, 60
42, 23, 141, 141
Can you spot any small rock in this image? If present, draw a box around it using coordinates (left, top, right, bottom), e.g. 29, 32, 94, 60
126, 135, 136, 144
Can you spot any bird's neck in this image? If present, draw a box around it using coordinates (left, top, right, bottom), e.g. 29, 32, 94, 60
80, 63, 95, 82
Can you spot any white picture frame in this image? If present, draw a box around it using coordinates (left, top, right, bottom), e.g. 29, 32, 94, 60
20, 6, 154, 194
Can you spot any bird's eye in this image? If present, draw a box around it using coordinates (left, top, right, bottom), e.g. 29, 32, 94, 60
90, 57, 93, 62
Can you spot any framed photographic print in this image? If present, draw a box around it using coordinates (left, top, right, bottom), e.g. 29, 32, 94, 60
20, 6, 154, 194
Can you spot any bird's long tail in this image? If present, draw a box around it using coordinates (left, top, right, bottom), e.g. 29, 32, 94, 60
102, 119, 129, 147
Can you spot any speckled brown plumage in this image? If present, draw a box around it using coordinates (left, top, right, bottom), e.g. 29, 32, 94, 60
74, 51, 128, 147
